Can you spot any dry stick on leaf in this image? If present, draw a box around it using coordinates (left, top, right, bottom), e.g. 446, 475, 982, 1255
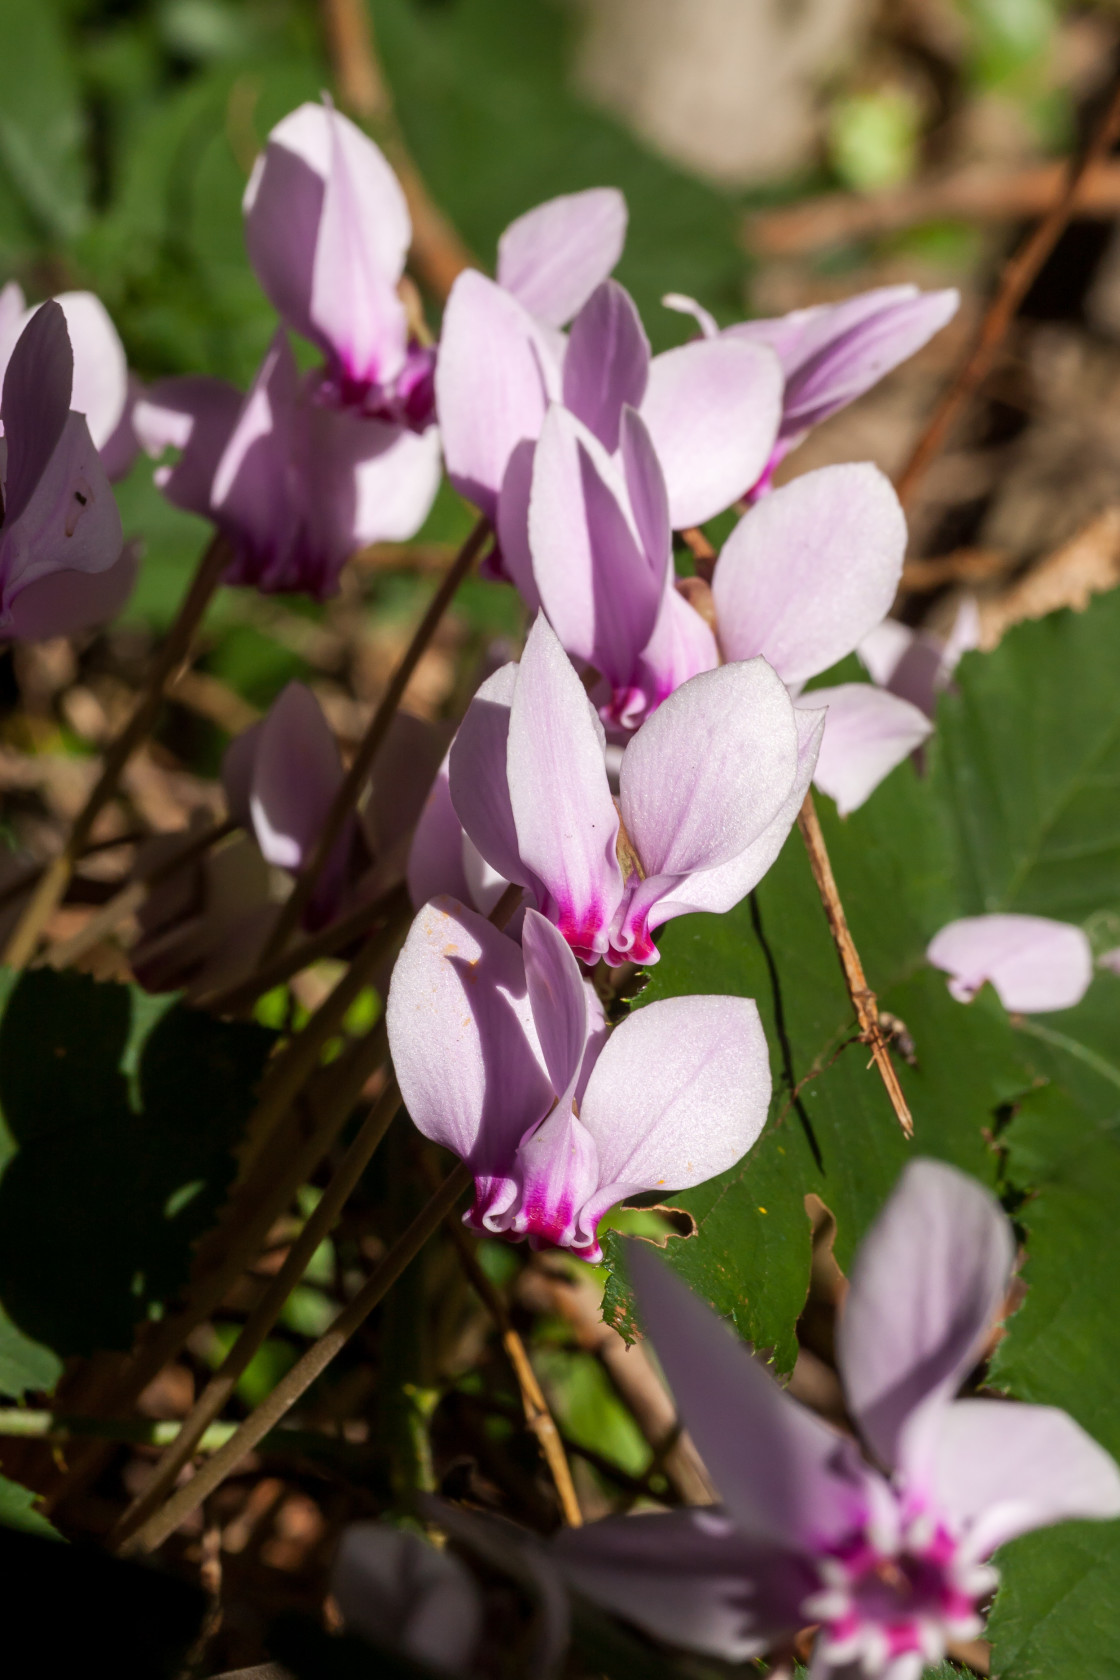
121, 1157, 474, 1557
895, 74, 1120, 512
319, 0, 475, 300
433, 1175, 583, 1527
112, 1076, 404, 1547
199, 880, 413, 1016
797, 792, 912, 1138
2, 532, 232, 970
256, 517, 490, 971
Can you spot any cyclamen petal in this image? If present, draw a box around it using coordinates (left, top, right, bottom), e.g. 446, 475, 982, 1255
712, 464, 907, 687
562, 280, 650, 452
333, 1522, 483, 1673
927, 914, 1094, 1014
497, 187, 627, 328
521, 908, 589, 1105
804, 683, 932, 816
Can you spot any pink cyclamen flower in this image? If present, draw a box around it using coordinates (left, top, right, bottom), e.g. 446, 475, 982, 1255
445, 613, 822, 966
436, 265, 781, 550
928, 914, 1094, 1014
667, 283, 959, 494
333, 1521, 483, 1673
710, 462, 932, 814
387, 897, 771, 1261
244, 101, 435, 428
0, 300, 132, 641
0, 283, 139, 480
555, 1158, 1120, 1675
859, 596, 981, 721
135, 329, 440, 597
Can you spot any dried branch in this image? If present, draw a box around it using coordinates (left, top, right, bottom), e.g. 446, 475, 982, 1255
895, 76, 1120, 510
796, 792, 912, 1137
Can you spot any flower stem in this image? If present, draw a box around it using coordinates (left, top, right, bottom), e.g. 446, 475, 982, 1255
1, 532, 231, 970
120, 1157, 473, 1557
797, 790, 913, 1137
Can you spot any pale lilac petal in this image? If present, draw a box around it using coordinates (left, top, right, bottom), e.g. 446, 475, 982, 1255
649, 707, 822, 919
5, 539, 136, 640
449, 663, 538, 894
509, 1106, 603, 1255
628, 1244, 871, 1550
931, 1400, 1120, 1557
1, 300, 72, 525
838, 1159, 1014, 1478
562, 280, 649, 451
497, 188, 627, 328
521, 907, 589, 1103
805, 684, 932, 816
211, 331, 297, 548
408, 752, 475, 909
436, 271, 561, 519
580, 994, 771, 1209
1100, 946, 1120, 975
529, 406, 662, 690
53, 292, 129, 452
495, 438, 541, 609
619, 406, 671, 575
386, 897, 552, 1169
661, 292, 719, 340
635, 582, 720, 714
554, 1508, 814, 1660
0, 413, 123, 612
333, 1521, 482, 1671
242, 682, 344, 871
858, 619, 913, 688
640, 339, 782, 528
369, 711, 449, 866
507, 615, 623, 959
619, 659, 799, 878
712, 464, 907, 687
728, 286, 959, 439
0, 281, 24, 359
313, 406, 441, 551
244, 102, 409, 380
927, 915, 1094, 1014
134, 376, 242, 521
311, 103, 409, 384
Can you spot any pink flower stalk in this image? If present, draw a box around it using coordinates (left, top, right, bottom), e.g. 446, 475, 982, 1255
0, 300, 132, 641
0, 283, 139, 480
436, 263, 781, 569
386, 898, 771, 1261
244, 101, 435, 428
928, 914, 1094, 1014
666, 283, 959, 494
223, 680, 444, 930
444, 613, 822, 966
709, 463, 932, 814
135, 329, 440, 597
555, 1159, 1120, 1674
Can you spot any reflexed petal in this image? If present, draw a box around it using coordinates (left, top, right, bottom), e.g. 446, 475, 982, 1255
651, 706, 822, 919
134, 376, 243, 520
562, 281, 649, 451
838, 1159, 1014, 1477
333, 1522, 482, 1672
408, 752, 476, 910
805, 683, 931, 816
620, 659, 799, 878
497, 187, 627, 328
554, 1507, 815, 1660
436, 270, 560, 518
449, 663, 537, 893
0, 412, 123, 614
521, 907, 589, 1102
529, 406, 662, 689
1, 300, 72, 526
495, 437, 541, 609
712, 464, 906, 686
312, 406, 441, 559
580, 994, 771, 1206
507, 615, 623, 958
386, 897, 552, 1169
635, 582, 720, 716
858, 619, 913, 688
641, 338, 782, 527
628, 1244, 870, 1549
927, 914, 1094, 1014
243, 682, 344, 871
5, 539, 136, 640
931, 1399, 1120, 1557
49, 292, 129, 452
620, 405, 671, 574
509, 1106, 603, 1255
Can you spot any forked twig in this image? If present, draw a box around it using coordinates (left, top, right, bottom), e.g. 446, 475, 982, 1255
797, 792, 912, 1137
895, 74, 1120, 511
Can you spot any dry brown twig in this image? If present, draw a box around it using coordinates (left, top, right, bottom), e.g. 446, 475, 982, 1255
895, 74, 1120, 510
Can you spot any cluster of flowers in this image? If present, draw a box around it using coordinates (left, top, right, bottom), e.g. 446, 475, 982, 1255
4, 98, 1119, 1672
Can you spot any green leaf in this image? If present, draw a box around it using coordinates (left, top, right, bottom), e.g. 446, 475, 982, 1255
0, 0, 89, 242
0, 1472, 58, 1538
0, 968, 273, 1392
